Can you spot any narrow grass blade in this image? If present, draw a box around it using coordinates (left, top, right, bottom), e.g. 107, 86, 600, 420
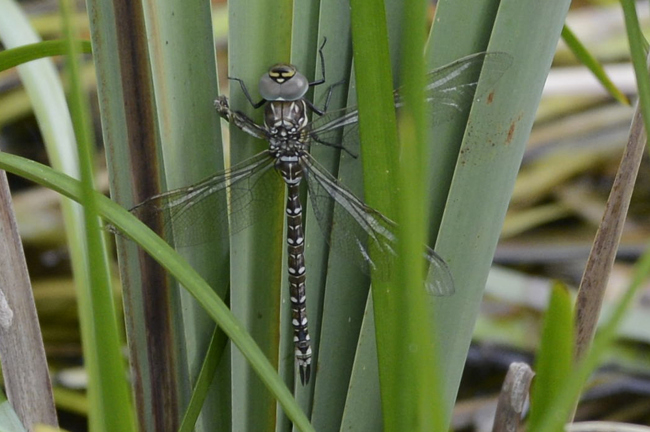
349, 1, 414, 431
310, 2, 409, 428
60, 0, 136, 429
179, 326, 229, 432
621, 0, 650, 137
562, 25, 630, 106
392, 0, 448, 429
528, 282, 574, 431
0, 40, 91, 72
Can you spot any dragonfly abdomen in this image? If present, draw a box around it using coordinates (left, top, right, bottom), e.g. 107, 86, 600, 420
285, 182, 311, 384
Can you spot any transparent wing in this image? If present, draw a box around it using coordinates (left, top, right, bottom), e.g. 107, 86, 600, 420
307, 51, 512, 156
302, 154, 454, 296
130, 150, 278, 247
417, 51, 512, 116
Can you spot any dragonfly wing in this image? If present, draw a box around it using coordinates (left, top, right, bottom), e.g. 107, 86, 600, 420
307, 105, 361, 157
416, 52, 512, 124
302, 154, 454, 296
307, 52, 511, 155
423, 245, 455, 296
130, 150, 278, 247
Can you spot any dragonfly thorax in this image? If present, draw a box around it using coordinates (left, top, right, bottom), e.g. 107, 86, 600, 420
264, 100, 309, 131
264, 100, 309, 184
259, 63, 310, 102
265, 100, 310, 155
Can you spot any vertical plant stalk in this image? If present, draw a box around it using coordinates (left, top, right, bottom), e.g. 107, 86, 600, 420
140, 0, 226, 430
572, 0, 650, 409
87, 0, 179, 427
60, 0, 136, 430
573, 77, 648, 363
226, 2, 290, 430
0, 170, 58, 429
348, 1, 406, 431
395, 0, 445, 430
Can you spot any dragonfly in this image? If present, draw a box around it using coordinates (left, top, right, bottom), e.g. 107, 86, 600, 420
130, 44, 511, 384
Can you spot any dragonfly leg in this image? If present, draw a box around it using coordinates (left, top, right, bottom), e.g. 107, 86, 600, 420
228, 76, 266, 109
308, 37, 328, 88
214, 96, 268, 140
310, 133, 358, 158
308, 78, 347, 115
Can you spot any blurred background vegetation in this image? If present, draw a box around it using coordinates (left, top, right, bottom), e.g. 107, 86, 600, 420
1, 0, 650, 431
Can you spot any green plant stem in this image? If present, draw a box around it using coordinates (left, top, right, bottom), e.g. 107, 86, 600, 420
620, 0, 650, 143
0, 40, 92, 72
348, 1, 406, 431
60, 0, 136, 430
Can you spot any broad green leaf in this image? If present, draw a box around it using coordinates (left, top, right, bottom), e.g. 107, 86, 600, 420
226, 1, 292, 429
427, 2, 571, 425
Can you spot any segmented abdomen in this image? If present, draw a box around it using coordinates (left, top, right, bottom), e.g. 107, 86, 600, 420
284, 181, 311, 384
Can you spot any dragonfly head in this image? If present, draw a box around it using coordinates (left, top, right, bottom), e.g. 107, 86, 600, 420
259, 64, 309, 102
